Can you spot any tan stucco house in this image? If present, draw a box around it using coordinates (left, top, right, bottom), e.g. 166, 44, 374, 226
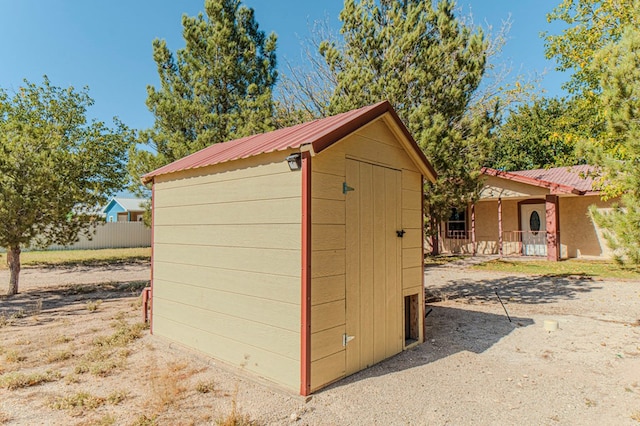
438, 165, 614, 260
141, 101, 437, 395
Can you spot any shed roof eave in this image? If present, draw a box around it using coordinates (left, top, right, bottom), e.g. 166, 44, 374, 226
142, 101, 438, 184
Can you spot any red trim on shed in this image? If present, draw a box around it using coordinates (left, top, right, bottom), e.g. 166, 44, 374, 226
142, 101, 436, 184
300, 152, 312, 396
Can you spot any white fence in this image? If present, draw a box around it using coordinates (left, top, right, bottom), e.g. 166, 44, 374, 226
46, 222, 151, 251
15, 222, 151, 252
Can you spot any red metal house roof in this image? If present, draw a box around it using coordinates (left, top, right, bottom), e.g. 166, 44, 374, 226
482, 165, 598, 195
142, 101, 436, 184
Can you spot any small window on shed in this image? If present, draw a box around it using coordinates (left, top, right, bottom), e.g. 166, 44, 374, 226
446, 208, 467, 239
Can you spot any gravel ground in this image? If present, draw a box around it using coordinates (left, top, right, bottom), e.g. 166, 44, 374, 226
0, 262, 150, 292
0, 260, 639, 425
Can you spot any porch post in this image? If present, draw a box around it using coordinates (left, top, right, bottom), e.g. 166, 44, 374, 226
497, 197, 503, 257
546, 194, 560, 261
471, 203, 476, 256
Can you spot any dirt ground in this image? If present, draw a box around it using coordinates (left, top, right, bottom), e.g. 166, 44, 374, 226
0, 260, 639, 425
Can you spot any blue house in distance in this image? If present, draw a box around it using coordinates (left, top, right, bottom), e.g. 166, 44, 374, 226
102, 197, 147, 222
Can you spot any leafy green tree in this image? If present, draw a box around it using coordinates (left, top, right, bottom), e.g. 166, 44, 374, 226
318, 0, 496, 247
588, 25, 640, 264
130, 0, 277, 193
545, 0, 639, 95
0, 78, 133, 295
489, 97, 592, 171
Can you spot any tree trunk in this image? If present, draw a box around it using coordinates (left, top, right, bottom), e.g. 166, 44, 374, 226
430, 217, 440, 256
7, 246, 21, 296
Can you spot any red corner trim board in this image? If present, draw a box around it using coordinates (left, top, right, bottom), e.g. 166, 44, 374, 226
300, 152, 312, 396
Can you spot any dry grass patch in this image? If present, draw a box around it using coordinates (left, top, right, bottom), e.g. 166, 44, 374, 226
195, 378, 216, 394
50, 391, 105, 416
84, 414, 117, 426
0, 370, 61, 390
147, 360, 199, 412
46, 349, 74, 363
131, 414, 159, 425
52, 335, 73, 344
86, 300, 103, 312
106, 389, 129, 405
216, 386, 258, 426
4, 349, 26, 363
48, 390, 128, 421
73, 319, 146, 377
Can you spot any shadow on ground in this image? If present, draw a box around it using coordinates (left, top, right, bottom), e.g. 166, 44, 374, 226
0, 281, 148, 326
323, 305, 532, 392
323, 273, 603, 391
426, 274, 602, 305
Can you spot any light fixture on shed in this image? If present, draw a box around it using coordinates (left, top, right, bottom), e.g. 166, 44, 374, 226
286, 153, 302, 171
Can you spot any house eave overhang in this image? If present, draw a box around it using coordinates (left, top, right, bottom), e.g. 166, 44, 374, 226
481, 167, 586, 196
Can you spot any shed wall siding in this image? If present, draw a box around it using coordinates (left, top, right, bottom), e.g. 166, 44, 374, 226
152, 150, 302, 391
309, 117, 423, 391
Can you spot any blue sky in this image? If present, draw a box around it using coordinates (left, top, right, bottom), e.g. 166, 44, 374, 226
0, 1, 566, 131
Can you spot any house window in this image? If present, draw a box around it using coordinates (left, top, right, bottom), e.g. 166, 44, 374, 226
446, 208, 467, 238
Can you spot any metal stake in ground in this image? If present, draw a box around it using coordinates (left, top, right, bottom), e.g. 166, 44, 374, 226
494, 288, 512, 322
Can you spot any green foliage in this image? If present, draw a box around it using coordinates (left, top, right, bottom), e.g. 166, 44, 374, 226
319, 0, 496, 233
545, 0, 640, 95
473, 259, 640, 280
588, 23, 640, 264
130, 0, 277, 193
0, 247, 151, 270
489, 97, 592, 171
0, 77, 133, 295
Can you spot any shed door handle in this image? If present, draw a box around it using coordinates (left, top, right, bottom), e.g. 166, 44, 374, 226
396, 230, 406, 238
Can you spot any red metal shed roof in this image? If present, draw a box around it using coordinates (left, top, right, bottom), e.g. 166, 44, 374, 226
482, 165, 597, 195
142, 101, 436, 184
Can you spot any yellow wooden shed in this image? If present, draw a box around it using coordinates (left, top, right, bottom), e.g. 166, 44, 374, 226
142, 101, 437, 395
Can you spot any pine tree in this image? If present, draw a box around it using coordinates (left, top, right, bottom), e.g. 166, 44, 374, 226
130, 0, 277, 191
319, 0, 495, 245
589, 25, 640, 264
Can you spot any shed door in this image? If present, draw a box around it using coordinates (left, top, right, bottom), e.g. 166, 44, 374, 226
345, 159, 403, 375
520, 203, 547, 256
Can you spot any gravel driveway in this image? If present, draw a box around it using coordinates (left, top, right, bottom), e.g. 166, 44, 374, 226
0, 260, 639, 425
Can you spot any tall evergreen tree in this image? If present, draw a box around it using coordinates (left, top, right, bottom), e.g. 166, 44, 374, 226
545, 0, 640, 264
130, 0, 277, 191
319, 0, 495, 245
589, 25, 640, 264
